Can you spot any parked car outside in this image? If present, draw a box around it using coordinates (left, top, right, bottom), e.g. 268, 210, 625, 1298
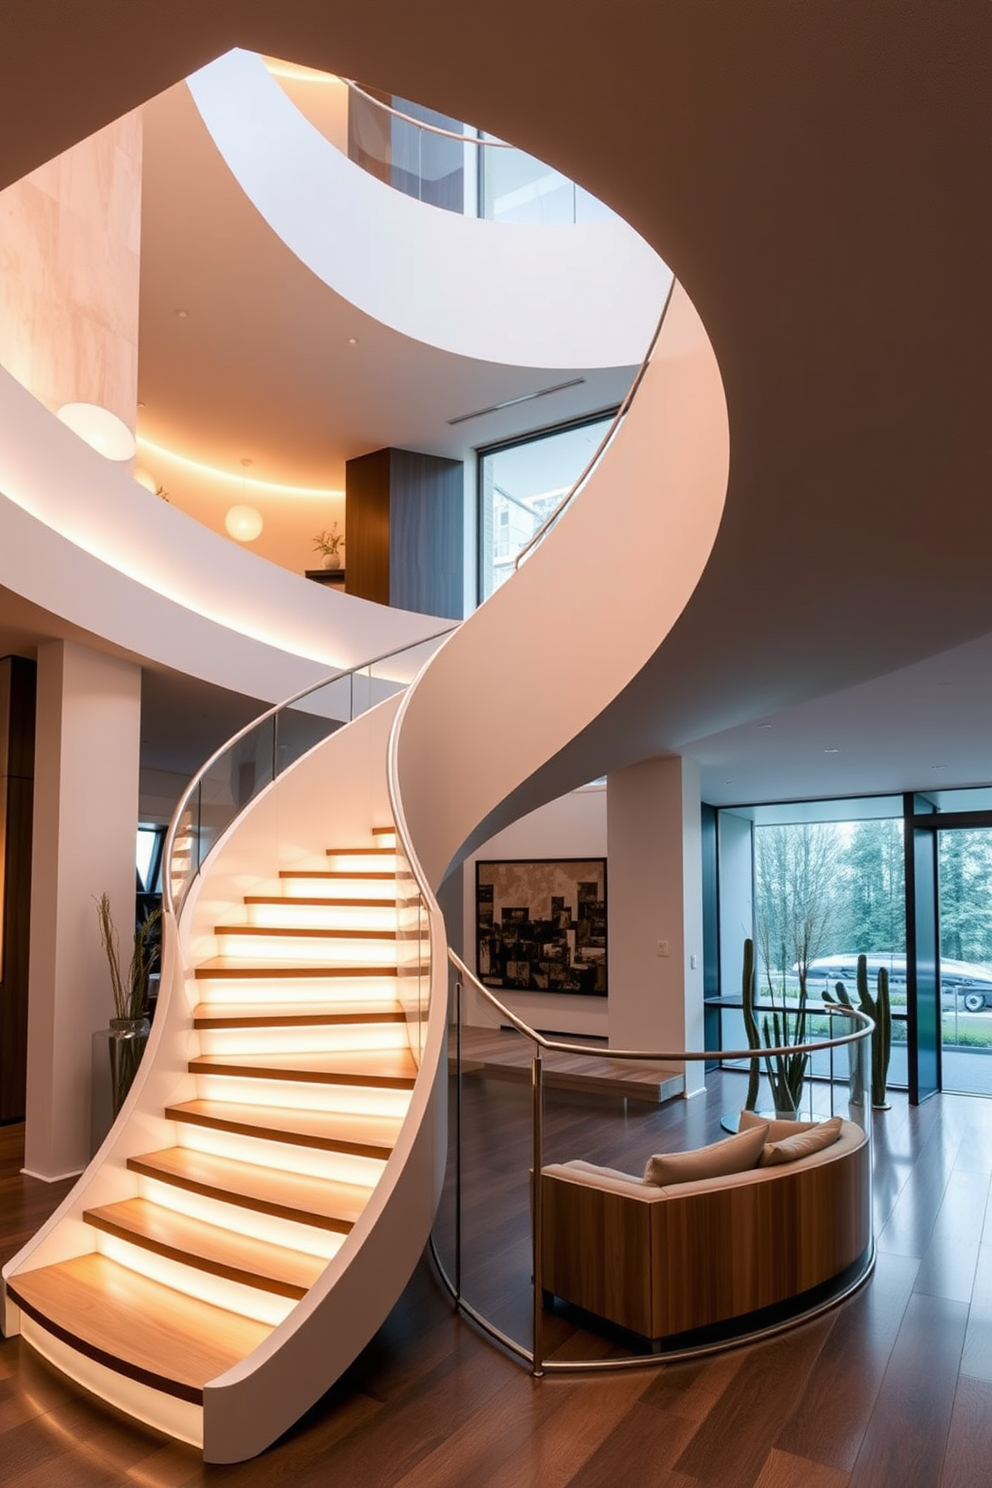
804, 953, 992, 1012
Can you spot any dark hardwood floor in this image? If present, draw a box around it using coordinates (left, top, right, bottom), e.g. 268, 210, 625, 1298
3, 1070, 992, 1486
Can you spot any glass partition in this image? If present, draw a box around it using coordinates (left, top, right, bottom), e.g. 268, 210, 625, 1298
438, 954, 872, 1374
164, 631, 454, 919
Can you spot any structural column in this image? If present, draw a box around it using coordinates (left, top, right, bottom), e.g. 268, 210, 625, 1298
346, 447, 465, 618
607, 755, 705, 1095
24, 641, 141, 1179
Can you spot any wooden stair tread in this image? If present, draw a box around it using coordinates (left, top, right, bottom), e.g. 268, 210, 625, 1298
7, 1252, 271, 1401
214, 924, 398, 940
166, 1098, 402, 1156
190, 1048, 418, 1088
128, 1147, 370, 1231
193, 1000, 403, 1028
84, 1198, 325, 1298
195, 959, 394, 979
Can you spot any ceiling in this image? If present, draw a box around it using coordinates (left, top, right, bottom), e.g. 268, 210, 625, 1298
136, 73, 638, 495
0, 2, 990, 813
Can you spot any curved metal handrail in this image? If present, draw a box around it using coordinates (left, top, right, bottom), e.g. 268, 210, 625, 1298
448, 948, 874, 1063
344, 79, 513, 148
441, 949, 874, 1375
163, 626, 456, 919
512, 273, 676, 574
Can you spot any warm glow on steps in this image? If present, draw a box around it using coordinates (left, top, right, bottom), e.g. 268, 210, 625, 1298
6, 827, 416, 1422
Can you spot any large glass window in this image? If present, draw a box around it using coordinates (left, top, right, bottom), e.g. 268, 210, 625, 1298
938, 828, 992, 1094
716, 799, 907, 1088
478, 414, 614, 600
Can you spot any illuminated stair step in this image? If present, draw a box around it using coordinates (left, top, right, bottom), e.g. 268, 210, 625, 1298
189, 1048, 418, 1089
127, 1148, 370, 1232
192, 1001, 404, 1029
215, 924, 398, 941
166, 1098, 402, 1158
195, 977, 399, 1006
209, 932, 399, 965
84, 1198, 325, 1299
242, 898, 397, 929
194, 959, 393, 979
325, 845, 397, 858
7, 1252, 271, 1401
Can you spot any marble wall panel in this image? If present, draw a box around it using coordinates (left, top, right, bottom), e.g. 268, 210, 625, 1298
0, 109, 141, 431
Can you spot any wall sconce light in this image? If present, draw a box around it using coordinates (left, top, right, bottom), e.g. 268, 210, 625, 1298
56, 402, 137, 461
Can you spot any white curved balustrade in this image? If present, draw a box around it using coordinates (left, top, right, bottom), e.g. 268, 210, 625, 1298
187, 49, 671, 370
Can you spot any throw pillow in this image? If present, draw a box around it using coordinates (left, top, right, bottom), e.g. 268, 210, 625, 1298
758, 1115, 844, 1167
644, 1121, 768, 1185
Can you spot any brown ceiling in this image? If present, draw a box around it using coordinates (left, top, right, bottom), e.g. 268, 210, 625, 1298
1, 2, 990, 807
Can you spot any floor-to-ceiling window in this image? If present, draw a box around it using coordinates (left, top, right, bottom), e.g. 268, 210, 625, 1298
937, 825, 992, 1095
714, 789, 992, 1102
715, 797, 908, 1089
478, 413, 615, 601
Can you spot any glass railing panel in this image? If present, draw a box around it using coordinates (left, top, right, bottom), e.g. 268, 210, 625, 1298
479, 140, 615, 226
394, 844, 431, 1065
165, 628, 456, 921
439, 959, 873, 1370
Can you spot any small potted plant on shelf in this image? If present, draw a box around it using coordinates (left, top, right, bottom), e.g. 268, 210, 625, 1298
96, 893, 161, 1115
312, 523, 345, 570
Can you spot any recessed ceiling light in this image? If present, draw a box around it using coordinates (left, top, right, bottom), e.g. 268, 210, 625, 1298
931, 765, 946, 771
758, 723, 772, 730
347, 336, 358, 345
174, 308, 189, 319
824, 747, 840, 754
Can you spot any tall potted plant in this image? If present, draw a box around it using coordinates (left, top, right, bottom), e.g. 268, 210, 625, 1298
741, 934, 809, 1116
824, 952, 891, 1109
96, 894, 161, 1115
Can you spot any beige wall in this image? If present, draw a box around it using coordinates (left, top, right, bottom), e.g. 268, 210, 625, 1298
0, 110, 141, 430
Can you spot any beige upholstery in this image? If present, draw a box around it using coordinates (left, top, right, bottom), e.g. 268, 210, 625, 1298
540, 1118, 871, 1343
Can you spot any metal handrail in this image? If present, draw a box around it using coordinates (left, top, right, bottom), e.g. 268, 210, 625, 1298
441, 948, 874, 1375
162, 626, 456, 919
344, 79, 513, 148
512, 273, 676, 574
448, 949, 874, 1063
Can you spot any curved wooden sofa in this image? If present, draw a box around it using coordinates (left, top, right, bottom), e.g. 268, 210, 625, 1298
540, 1118, 871, 1346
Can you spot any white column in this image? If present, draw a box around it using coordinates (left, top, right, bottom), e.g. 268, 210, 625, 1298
24, 640, 141, 1179
607, 755, 705, 1095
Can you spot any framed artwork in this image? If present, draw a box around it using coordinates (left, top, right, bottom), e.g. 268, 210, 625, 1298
475, 858, 607, 996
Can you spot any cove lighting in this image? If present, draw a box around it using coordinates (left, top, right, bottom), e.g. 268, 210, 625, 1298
56, 403, 137, 461
225, 505, 264, 542
137, 436, 344, 498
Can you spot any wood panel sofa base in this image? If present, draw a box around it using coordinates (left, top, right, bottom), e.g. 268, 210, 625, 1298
540, 1120, 871, 1346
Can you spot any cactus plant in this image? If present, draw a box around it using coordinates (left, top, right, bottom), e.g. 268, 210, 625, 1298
823, 978, 864, 1106
825, 952, 891, 1108
741, 937, 761, 1111
741, 935, 808, 1115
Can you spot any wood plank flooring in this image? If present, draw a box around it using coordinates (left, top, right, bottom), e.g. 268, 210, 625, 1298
3, 1071, 992, 1484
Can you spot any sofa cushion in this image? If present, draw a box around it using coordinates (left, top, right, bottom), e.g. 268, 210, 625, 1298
758, 1115, 844, 1167
644, 1122, 768, 1186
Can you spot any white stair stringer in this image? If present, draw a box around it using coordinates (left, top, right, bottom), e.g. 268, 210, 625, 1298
2, 695, 448, 1463
393, 280, 729, 889
1, 279, 727, 1464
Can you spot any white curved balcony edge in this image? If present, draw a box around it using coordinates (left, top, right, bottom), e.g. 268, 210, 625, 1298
395, 280, 730, 885
187, 50, 671, 370
0, 364, 447, 698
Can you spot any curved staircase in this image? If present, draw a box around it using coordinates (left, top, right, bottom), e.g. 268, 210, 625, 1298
2, 280, 728, 1462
